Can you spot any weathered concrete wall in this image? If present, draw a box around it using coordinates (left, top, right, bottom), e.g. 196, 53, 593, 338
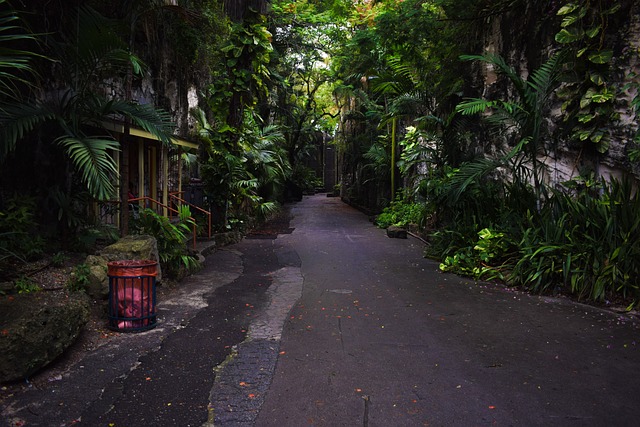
475, 1, 640, 186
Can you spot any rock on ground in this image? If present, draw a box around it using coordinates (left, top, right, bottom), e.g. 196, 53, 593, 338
85, 234, 162, 300
0, 291, 90, 383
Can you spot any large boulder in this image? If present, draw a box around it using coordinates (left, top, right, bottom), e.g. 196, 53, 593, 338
85, 234, 162, 300
0, 292, 89, 383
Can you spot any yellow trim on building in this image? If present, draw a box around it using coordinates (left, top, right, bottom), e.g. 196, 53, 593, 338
101, 121, 199, 150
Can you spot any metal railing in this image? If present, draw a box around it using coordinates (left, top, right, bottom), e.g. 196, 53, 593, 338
96, 195, 213, 249
127, 196, 198, 250
169, 193, 212, 240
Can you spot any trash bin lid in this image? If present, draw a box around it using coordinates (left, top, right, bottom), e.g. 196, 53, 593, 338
107, 259, 158, 276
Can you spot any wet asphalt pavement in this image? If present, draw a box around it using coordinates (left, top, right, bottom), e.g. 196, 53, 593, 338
2, 194, 640, 426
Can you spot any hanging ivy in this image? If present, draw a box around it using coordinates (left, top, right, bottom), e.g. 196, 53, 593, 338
554, 1, 622, 153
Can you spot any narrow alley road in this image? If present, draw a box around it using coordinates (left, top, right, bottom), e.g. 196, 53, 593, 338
255, 195, 640, 426
2, 194, 639, 427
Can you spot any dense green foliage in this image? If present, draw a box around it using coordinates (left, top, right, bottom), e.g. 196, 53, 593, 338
555, 1, 622, 153
1, 5, 175, 201
1, 0, 639, 306
195, 108, 287, 230
512, 178, 640, 301
333, 0, 640, 304
132, 207, 200, 278
375, 194, 424, 229
0, 197, 45, 277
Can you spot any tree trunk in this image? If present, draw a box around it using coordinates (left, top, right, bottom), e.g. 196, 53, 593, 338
224, 0, 268, 22
119, 11, 137, 236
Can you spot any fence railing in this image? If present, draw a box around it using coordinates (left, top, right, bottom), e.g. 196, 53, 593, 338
169, 193, 212, 240
97, 196, 212, 250
129, 196, 198, 250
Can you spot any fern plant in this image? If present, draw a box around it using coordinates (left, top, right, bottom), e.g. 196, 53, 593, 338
132, 208, 200, 278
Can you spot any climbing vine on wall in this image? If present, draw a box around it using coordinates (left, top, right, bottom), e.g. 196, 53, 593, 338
624, 73, 640, 163
555, 1, 622, 153
207, 18, 273, 149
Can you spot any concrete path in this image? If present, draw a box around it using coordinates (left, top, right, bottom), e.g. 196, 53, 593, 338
254, 195, 640, 426
1, 194, 639, 427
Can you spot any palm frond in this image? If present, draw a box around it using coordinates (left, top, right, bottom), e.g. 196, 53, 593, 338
105, 100, 175, 145
0, 102, 54, 160
486, 103, 527, 126
445, 157, 502, 203
0, 1, 40, 100
370, 54, 422, 98
363, 142, 388, 165
56, 136, 120, 200
456, 98, 499, 115
371, 79, 403, 96
257, 124, 285, 145
245, 146, 276, 164
526, 52, 562, 105
256, 201, 279, 219
232, 178, 259, 190
389, 94, 423, 116
461, 53, 526, 96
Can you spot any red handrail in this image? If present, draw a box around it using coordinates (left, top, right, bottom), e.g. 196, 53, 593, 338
169, 194, 212, 240
129, 196, 197, 249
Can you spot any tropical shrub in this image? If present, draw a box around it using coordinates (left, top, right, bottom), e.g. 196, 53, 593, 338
421, 163, 510, 235
455, 52, 563, 207
290, 164, 322, 195
429, 175, 640, 303
195, 108, 289, 229
0, 197, 45, 275
132, 207, 200, 278
375, 194, 424, 229
435, 227, 517, 281
0, 5, 175, 202
512, 178, 640, 302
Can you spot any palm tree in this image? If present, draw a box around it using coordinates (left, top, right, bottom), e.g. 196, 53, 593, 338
453, 52, 563, 209
194, 107, 289, 226
0, 5, 175, 202
0, 0, 48, 153
369, 54, 439, 200
242, 122, 291, 201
